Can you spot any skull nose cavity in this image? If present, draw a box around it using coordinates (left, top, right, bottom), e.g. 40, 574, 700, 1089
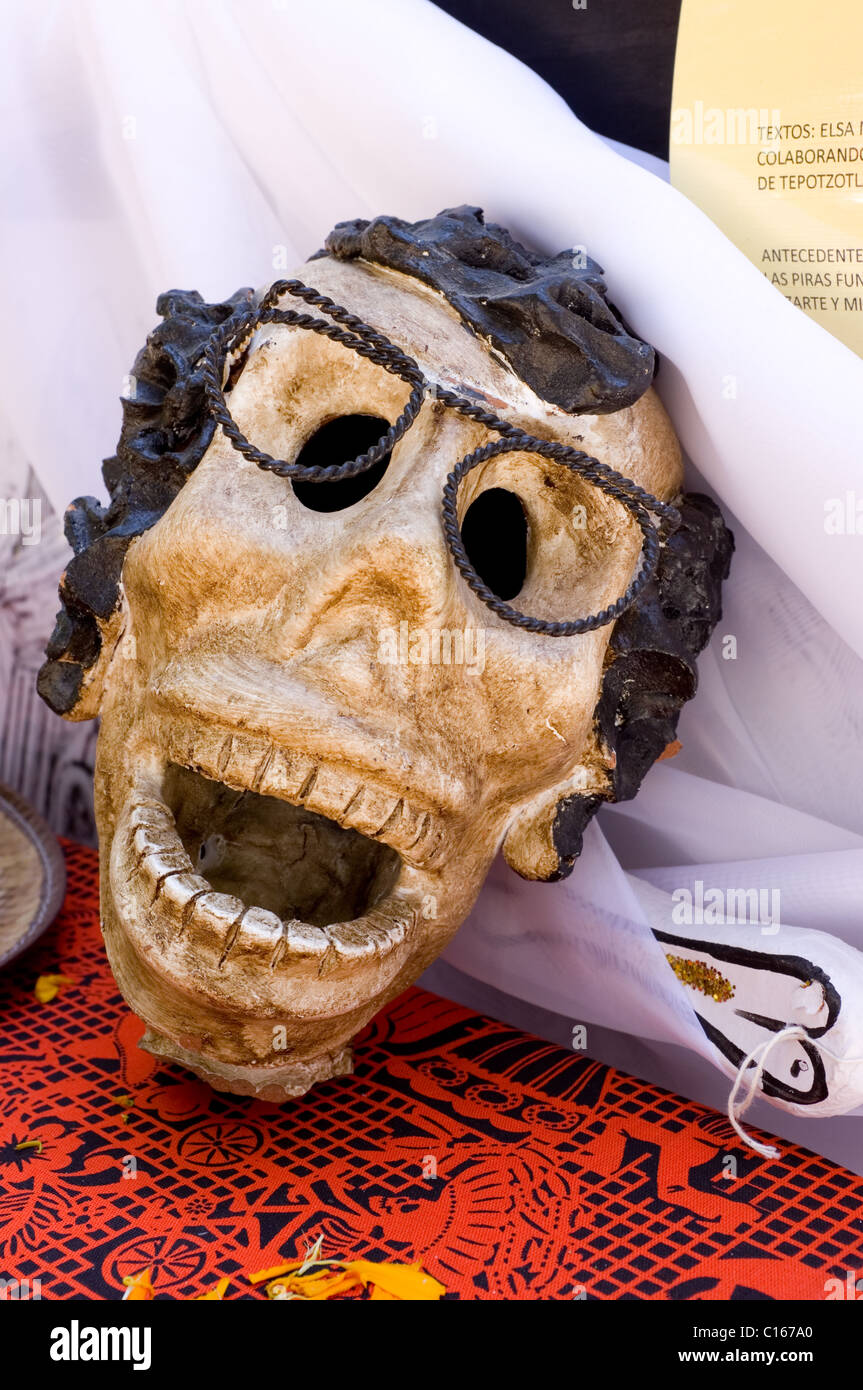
291, 415, 392, 513
460, 487, 528, 601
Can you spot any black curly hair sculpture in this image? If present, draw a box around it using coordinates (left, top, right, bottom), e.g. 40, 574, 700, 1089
321, 206, 656, 414
38, 206, 732, 878
38, 287, 253, 717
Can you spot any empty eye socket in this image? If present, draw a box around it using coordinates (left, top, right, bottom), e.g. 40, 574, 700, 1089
460, 487, 528, 601
291, 415, 392, 512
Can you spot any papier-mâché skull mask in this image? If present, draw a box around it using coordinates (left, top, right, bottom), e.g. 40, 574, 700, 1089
39, 208, 732, 1100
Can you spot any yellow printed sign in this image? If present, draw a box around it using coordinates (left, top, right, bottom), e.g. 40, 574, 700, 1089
670, 0, 863, 356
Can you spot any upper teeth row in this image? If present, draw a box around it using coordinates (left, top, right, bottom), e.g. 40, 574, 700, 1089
160, 719, 445, 869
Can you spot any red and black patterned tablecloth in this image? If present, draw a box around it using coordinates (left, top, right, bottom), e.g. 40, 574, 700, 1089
1, 842, 861, 1300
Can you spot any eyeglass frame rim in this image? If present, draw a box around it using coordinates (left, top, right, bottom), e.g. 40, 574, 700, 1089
199, 278, 679, 637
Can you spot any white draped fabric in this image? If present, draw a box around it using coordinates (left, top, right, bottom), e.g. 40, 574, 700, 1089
2, 0, 863, 1168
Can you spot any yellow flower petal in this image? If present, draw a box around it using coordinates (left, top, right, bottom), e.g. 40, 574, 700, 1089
34, 974, 75, 1004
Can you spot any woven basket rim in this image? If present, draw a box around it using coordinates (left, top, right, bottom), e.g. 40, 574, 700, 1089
0, 782, 66, 969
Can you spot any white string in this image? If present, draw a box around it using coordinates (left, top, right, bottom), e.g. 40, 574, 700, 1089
727, 1026, 808, 1159
728, 1026, 863, 1159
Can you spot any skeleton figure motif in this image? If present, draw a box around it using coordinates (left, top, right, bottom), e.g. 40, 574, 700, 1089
39, 208, 732, 1100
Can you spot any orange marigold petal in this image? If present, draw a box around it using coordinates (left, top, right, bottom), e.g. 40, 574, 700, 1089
122, 1268, 155, 1300
276, 1270, 362, 1300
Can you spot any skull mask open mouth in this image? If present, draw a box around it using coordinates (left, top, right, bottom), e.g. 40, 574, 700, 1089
39, 207, 733, 1100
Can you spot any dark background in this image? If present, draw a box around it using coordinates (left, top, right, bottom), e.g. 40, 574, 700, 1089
435, 0, 683, 159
